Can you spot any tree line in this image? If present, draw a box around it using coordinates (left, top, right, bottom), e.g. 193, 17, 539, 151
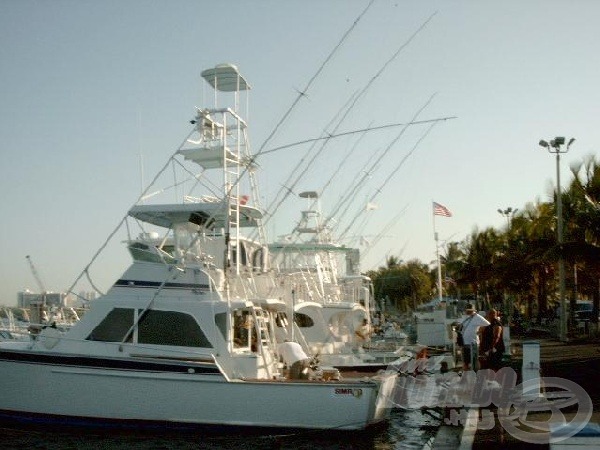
366, 155, 600, 326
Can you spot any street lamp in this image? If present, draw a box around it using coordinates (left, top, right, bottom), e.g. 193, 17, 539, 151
497, 207, 517, 327
497, 207, 518, 229
539, 136, 575, 342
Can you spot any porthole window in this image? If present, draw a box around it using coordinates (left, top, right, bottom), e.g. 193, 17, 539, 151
294, 312, 314, 328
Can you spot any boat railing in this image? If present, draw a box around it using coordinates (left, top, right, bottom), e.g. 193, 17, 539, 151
0, 308, 16, 332
226, 270, 259, 300
271, 271, 323, 305
202, 267, 225, 294
251, 272, 282, 299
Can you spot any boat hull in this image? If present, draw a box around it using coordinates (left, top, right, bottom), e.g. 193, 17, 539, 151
0, 349, 396, 432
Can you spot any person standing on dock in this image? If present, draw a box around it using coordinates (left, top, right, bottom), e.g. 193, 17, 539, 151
479, 309, 505, 370
460, 304, 490, 371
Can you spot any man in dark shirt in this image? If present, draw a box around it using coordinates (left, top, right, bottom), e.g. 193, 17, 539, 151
480, 309, 504, 370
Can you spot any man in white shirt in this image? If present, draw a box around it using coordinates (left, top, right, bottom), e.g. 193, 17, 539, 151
277, 340, 312, 379
460, 303, 490, 371
354, 318, 372, 350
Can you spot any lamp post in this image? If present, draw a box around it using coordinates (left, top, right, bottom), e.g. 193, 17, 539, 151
497, 207, 518, 230
539, 136, 575, 342
497, 207, 517, 323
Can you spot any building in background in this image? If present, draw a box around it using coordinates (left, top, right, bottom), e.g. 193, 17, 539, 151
16, 290, 84, 308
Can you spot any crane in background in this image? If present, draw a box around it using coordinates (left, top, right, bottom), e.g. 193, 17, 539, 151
26, 255, 47, 305
25, 256, 80, 329
24, 255, 54, 330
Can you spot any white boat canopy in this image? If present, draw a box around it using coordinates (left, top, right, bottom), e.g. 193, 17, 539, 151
129, 203, 262, 229
201, 64, 250, 92
179, 146, 241, 170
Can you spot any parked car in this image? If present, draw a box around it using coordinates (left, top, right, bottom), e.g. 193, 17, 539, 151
573, 301, 596, 321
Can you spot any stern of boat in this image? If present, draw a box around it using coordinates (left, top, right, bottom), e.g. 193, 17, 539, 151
371, 371, 398, 423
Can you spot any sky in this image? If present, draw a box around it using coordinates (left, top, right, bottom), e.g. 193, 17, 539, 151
1, 0, 599, 306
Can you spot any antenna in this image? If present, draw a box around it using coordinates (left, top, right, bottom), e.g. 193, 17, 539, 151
138, 109, 145, 200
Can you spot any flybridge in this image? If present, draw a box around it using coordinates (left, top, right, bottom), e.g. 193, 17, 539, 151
128, 203, 263, 230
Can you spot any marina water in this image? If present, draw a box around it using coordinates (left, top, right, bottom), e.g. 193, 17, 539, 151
0, 409, 440, 449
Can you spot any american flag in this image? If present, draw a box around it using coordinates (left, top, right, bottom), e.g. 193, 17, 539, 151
433, 202, 452, 217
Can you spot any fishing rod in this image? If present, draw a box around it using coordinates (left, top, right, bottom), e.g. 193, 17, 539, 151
258, 91, 360, 232
337, 117, 441, 241
315, 115, 454, 241
360, 206, 408, 261
254, 0, 375, 159
258, 116, 456, 156
242, 1, 377, 240
258, 10, 440, 237
324, 92, 437, 238
293, 10, 440, 218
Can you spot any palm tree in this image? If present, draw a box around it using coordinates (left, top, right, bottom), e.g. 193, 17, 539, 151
460, 227, 503, 309
440, 241, 465, 298
563, 156, 600, 329
384, 255, 401, 269
360, 155, 600, 336
369, 258, 432, 312
517, 201, 556, 320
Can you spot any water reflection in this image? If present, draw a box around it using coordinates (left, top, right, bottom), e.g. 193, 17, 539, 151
0, 409, 440, 449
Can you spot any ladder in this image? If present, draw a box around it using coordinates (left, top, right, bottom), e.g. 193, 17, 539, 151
197, 64, 267, 274
254, 308, 279, 378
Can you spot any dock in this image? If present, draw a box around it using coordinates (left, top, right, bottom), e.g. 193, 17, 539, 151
426, 337, 600, 449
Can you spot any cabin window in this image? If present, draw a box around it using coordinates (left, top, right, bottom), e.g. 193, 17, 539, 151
214, 312, 227, 341
231, 242, 249, 267
86, 308, 212, 348
137, 310, 212, 348
294, 312, 314, 328
239, 242, 248, 265
86, 308, 134, 342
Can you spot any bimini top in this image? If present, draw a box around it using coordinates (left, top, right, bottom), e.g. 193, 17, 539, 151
201, 64, 250, 92
129, 202, 262, 229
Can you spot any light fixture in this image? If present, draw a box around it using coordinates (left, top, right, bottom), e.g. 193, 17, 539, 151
538, 135, 576, 342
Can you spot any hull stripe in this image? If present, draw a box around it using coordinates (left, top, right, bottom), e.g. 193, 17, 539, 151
0, 350, 221, 375
114, 279, 210, 290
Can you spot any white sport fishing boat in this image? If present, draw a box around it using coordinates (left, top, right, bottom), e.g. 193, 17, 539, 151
269, 192, 409, 372
0, 64, 396, 432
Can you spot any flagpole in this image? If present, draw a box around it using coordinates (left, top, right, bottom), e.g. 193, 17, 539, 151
433, 222, 443, 302
432, 203, 443, 302
432, 201, 452, 302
